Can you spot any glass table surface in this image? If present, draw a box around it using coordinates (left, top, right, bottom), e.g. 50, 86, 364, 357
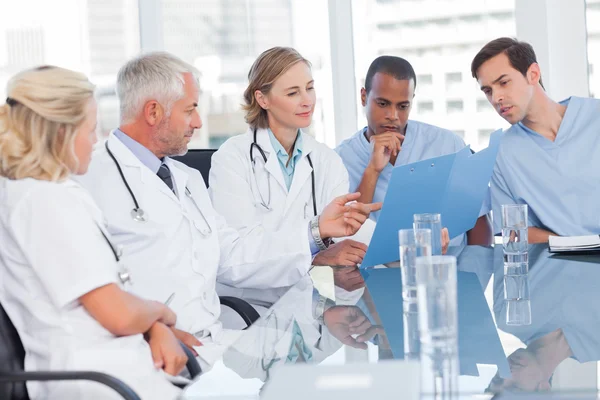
181, 244, 600, 399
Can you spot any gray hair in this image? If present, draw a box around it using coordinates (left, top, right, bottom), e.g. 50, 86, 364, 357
116, 51, 199, 124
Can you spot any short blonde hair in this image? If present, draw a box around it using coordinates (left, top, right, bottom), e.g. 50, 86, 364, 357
243, 47, 311, 129
0, 66, 95, 181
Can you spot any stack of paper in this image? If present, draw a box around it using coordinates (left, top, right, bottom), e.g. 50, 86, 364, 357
549, 235, 600, 253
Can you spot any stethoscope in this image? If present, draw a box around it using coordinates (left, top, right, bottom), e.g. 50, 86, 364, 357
260, 314, 308, 381
98, 226, 131, 285
104, 141, 213, 236
250, 128, 317, 216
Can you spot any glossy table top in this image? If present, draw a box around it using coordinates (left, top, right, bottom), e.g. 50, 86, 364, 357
182, 245, 600, 399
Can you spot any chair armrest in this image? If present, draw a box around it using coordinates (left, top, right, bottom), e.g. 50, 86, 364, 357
219, 296, 260, 328
179, 342, 202, 378
0, 370, 141, 400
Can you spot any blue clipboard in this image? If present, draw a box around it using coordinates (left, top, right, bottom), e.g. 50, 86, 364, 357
361, 130, 503, 268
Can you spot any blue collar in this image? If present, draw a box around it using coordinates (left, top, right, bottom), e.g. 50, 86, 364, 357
268, 129, 303, 163
113, 129, 163, 173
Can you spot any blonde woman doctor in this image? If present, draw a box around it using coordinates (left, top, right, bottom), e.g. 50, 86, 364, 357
209, 47, 377, 309
0, 67, 184, 399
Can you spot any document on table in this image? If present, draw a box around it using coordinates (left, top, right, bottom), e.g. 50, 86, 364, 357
549, 235, 600, 254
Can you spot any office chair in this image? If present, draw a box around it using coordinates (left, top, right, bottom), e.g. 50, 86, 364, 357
174, 149, 262, 328
0, 301, 201, 400
173, 149, 216, 188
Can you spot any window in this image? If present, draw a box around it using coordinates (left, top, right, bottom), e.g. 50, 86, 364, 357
208, 136, 232, 148
587, 0, 600, 98
445, 72, 462, 84
353, 0, 515, 137
445, 72, 462, 92
0, 0, 140, 138
418, 73, 433, 85
1, 0, 332, 150
477, 129, 494, 147
418, 101, 434, 113
446, 100, 463, 113
377, 23, 400, 31
459, 15, 483, 24
477, 99, 490, 112
159, 0, 333, 149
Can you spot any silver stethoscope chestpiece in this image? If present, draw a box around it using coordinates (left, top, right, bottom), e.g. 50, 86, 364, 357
118, 270, 131, 285
131, 208, 147, 223
186, 187, 213, 237
115, 245, 131, 285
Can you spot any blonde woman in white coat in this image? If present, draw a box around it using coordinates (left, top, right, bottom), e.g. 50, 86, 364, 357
0, 66, 184, 400
209, 47, 378, 312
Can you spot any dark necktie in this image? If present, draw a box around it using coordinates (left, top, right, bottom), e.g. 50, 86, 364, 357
157, 163, 175, 194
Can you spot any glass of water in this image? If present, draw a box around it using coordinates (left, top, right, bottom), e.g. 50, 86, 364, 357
415, 255, 458, 351
414, 213, 443, 255
502, 204, 528, 262
506, 299, 532, 326
399, 229, 432, 301
416, 255, 459, 397
504, 267, 531, 326
399, 229, 432, 359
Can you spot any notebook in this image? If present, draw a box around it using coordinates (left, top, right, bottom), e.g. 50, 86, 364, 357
548, 235, 600, 254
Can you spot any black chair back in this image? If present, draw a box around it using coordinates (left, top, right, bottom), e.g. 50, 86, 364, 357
173, 149, 217, 188
0, 303, 28, 400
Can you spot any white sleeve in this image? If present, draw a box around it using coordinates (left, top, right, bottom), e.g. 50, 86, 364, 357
10, 185, 118, 308
215, 214, 312, 289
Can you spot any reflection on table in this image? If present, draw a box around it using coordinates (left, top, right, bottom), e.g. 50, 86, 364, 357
182, 245, 600, 399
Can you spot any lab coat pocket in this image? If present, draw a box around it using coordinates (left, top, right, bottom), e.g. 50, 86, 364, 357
190, 216, 220, 275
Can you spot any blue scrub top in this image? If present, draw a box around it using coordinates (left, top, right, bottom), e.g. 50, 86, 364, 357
335, 120, 491, 250
490, 96, 600, 235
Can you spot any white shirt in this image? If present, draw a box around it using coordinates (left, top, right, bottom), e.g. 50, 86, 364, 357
0, 177, 179, 400
76, 132, 313, 342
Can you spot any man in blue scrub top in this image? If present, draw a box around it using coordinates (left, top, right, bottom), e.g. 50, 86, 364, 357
335, 56, 493, 250
471, 37, 600, 243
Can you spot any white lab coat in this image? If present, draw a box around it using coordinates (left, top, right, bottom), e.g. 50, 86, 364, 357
76, 132, 313, 345
0, 177, 180, 400
209, 127, 373, 307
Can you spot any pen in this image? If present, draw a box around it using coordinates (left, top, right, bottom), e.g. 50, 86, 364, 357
164, 293, 175, 306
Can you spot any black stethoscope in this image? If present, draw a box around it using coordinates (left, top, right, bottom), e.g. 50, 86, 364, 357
98, 226, 131, 285
250, 128, 317, 217
104, 141, 213, 236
